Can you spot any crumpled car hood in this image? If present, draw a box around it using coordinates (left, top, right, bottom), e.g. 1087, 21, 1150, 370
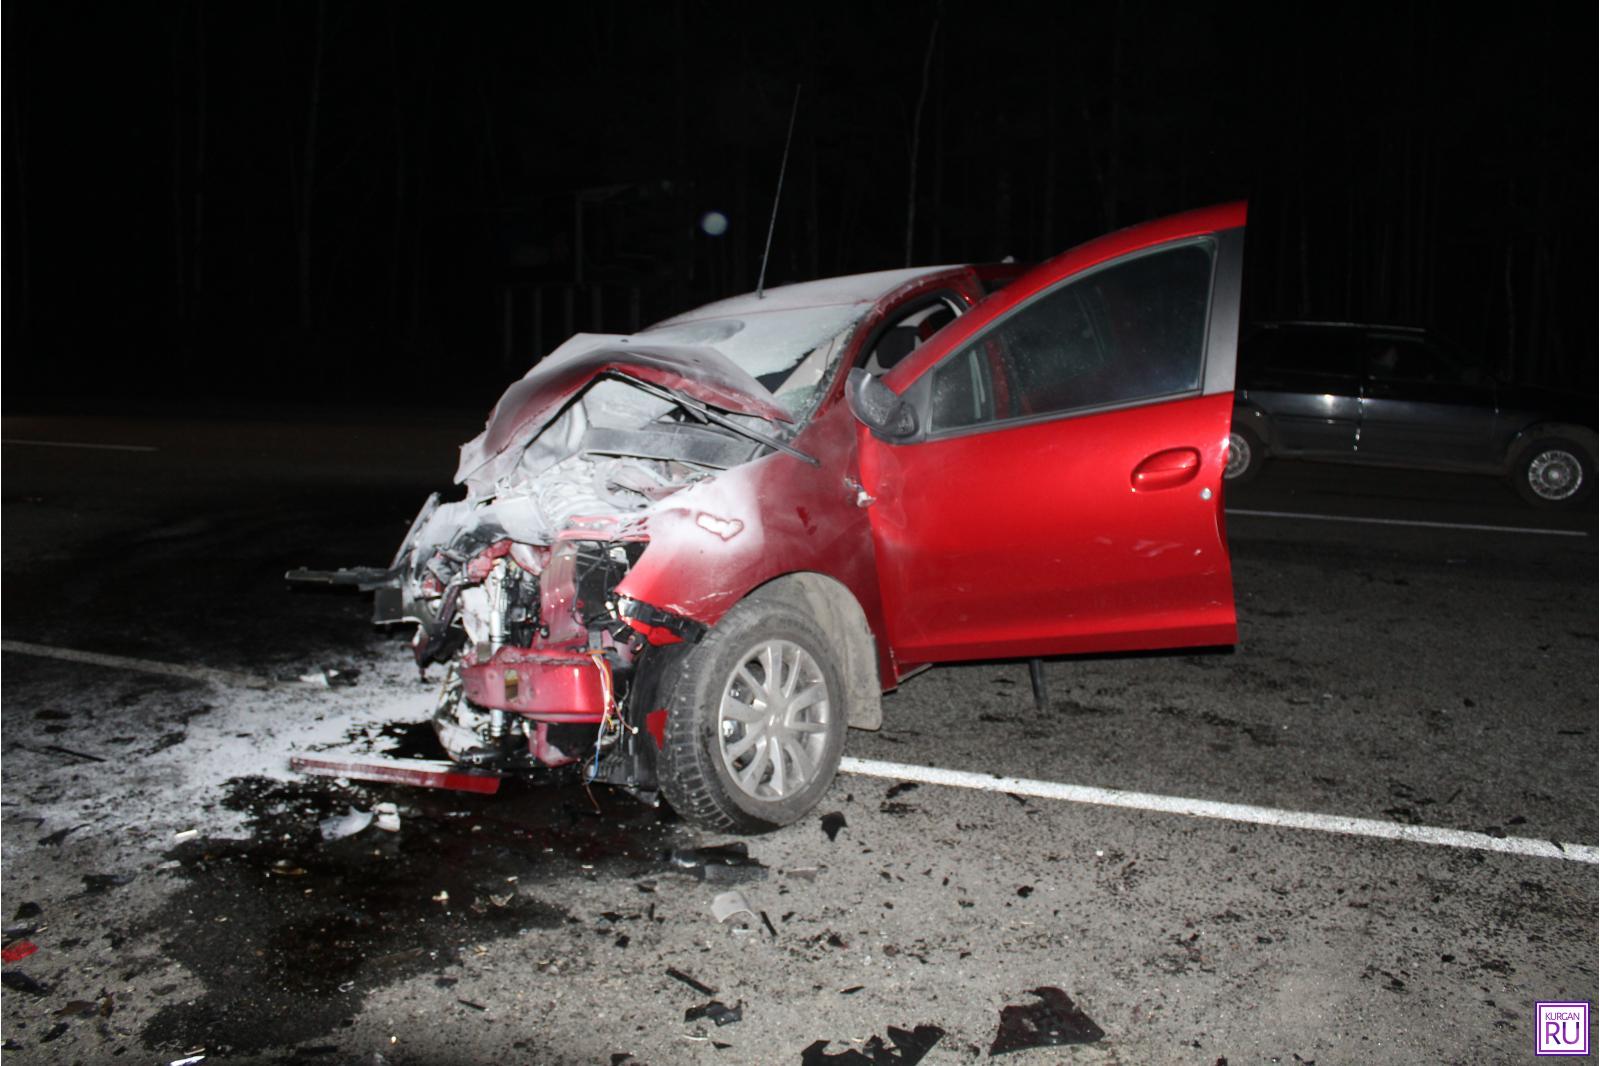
455, 333, 793, 486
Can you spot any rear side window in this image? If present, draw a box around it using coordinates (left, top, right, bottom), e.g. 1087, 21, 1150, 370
930, 242, 1213, 431
1366, 335, 1468, 384
1243, 329, 1361, 388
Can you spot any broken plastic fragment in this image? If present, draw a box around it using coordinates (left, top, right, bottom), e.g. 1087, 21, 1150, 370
169, 1053, 207, 1066
711, 891, 755, 925
319, 807, 374, 841
665, 967, 716, 995
665, 843, 768, 883
1, 940, 39, 963
989, 987, 1105, 1055
374, 803, 401, 832
800, 1025, 945, 1065
291, 754, 502, 795
684, 999, 743, 1026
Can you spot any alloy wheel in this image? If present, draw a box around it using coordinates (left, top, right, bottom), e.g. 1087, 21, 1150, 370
716, 639, 832, 801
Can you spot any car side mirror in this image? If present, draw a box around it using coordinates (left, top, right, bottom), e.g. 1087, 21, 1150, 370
845, 368, 918, 440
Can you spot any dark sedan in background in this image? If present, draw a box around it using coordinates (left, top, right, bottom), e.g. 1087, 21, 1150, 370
1225, 321, 1596, 507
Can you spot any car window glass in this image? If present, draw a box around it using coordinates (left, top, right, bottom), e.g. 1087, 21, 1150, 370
1367, 337, 1471, 385
862, 300, 961, 376
929, 346, 992, 428
929, 242, 1212, 431
1258, 331, 1361, 380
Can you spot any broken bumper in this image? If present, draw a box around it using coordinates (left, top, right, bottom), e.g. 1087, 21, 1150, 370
458, 647, 608, 722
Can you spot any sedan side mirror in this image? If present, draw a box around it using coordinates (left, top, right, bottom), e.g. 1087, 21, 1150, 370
845, 368, 918, 441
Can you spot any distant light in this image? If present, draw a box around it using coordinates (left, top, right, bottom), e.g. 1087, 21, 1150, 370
700, 211, 729, 237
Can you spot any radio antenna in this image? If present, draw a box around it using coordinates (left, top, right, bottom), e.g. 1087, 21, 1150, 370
756, 84, 801, 299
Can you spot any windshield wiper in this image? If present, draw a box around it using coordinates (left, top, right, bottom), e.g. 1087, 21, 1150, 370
627, 378, 821, 467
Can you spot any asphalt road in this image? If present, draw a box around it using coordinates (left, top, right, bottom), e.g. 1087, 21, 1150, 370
3, 409, 1595, 1065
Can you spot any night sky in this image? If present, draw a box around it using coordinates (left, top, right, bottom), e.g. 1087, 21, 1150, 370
3, 1, 1593, 407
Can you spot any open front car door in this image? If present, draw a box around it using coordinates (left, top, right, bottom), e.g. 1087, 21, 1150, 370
857, 202, 1247, 665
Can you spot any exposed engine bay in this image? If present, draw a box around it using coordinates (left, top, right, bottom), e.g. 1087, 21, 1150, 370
290, 323, 832, 801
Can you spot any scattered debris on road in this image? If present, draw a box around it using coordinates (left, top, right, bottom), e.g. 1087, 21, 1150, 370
711, 890, 756, 925
297, 667, 359, 687
290, 754, 502, 794
1, 940, 39, 963
374, 801, 401, 832
685, 999, 743, 1026
665, 967, 717, 996
319, 806, 374, 840
800, 1024, 945, 1064
990, 987, 1104, 1055
665, 842, 768, 882
820, 811, 847, 841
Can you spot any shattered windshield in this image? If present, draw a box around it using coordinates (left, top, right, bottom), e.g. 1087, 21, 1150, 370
636, 304, 863, 419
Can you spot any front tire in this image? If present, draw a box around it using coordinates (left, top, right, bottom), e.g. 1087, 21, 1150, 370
1224, 426, 1265, 484
658, 594, 846, 832
1511, 437, 1593, 508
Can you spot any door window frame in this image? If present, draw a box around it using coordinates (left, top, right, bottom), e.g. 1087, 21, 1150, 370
901, 235, 1228, 442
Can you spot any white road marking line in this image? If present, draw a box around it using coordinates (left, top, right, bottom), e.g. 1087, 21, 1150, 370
839, 756, 1599, 865
1, 640, 309, 690
1226, 507, 1588, 537
3, 438, 159, 452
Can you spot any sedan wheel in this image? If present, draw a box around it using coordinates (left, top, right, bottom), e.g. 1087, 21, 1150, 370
658, 595, 847, 832
1513, 437, 1594, 508
717, 639, 831, 802
1223, 426, 1264, 483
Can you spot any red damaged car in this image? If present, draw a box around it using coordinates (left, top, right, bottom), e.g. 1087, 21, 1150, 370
297, 203, 1247, 831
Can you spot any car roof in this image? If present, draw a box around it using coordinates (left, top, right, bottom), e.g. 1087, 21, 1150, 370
656, 266, 967, 324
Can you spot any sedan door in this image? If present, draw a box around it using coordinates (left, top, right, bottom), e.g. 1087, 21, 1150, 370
1357, 333, 1498, 469
1239, 327, 1362, 456
857, 204, 1245, 665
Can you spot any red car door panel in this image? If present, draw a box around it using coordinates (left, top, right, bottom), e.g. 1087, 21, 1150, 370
858, 203, 1246, 668
861, 393, 1235, 662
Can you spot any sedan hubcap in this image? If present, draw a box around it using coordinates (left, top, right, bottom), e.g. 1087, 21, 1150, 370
717, 639, 830, 801
1528, 449, 1582, 501
1224, 431, 1251, 479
